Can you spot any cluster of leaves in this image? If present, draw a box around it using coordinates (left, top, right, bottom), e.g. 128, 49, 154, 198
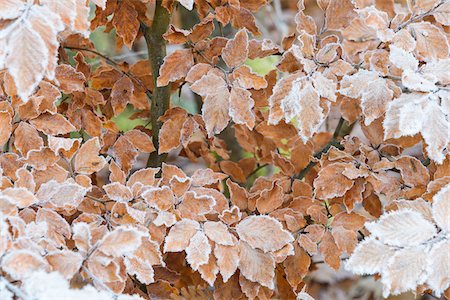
0, 0, 449, 299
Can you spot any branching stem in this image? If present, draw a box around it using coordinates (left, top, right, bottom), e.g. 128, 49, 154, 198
142, 1, 171, 168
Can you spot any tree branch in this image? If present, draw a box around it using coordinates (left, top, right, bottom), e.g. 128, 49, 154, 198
141, 1, 171, 169
294, 118, 354, 180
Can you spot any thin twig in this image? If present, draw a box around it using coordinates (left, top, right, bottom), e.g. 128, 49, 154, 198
64, 46, 152, 99
0, 276, 33, 300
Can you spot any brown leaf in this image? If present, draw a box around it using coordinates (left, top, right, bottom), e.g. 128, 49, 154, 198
111, 76, 134, 116
313, 162, 355, 200
319, 231, 341, 270
29, 113, 76, 135
0, 111, 12, 147
229, 84, 255, 130
13, 122, 43, 157
190, 71, 231, 136
395, 156, 430, 187
221, 29, 248, 68
214, 243, 240, 282
158, 107, 188, 154
256, 181, 284, 214
238, 240, 275, 289
283, 242, 311, 290
55, 64, 86, 93
112, 0, 140, 48
74, 137, 107, 175
236, 215, 294, 253
164, 219, 200, 252
157, 49, 194, 87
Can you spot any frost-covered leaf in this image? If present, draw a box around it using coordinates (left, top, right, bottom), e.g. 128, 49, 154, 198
204, 221, 235, 246
73, 137, 107, 175
365, 209, 436, 247
98, 226, 145, 257
36, 179, 87, 208
222, 29, 248, 68
186, 231, 211, 271
381, 246, 428, 297
314, 162, 354, 199
229, 84, 255, 130
426, 239, 450, 296
269, 73, 324, 142
178, 0, 194, 10
389, 45, 418, 71
214, 243, 239, 282
361, 78, 393, 125
157, 49, 194, 87
46, 250, 83, 279
408, 22, 449, 61
432, 183, 450, 232
2, 4, 64, 101
238, 241, 275, 289
345, 237, 395, 275
383, 94, 425, 139
236, 215, 294, 253
164, 219, 200, 252
421, 100, 449, 164
190, 71, 231, 136
2, 250, 49, 280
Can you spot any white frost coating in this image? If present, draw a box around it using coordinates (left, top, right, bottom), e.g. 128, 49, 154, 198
432, 183, 450, 232
365, 209, 436, 247
280, 76, 306, 122
421, 100, 449, 164
345, 237, 395, 275
426, 239, 450, 296
402, 69, 438, 92
22, 271, 144, 300
389, 45, 418, 71
381, 246, 428, 297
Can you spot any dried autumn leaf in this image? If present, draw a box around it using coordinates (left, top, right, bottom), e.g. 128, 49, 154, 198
36, 179, 87, 208
0, 111, 12, 147
238, 240, 275, 289
283, 243, 311, 290
157, 49, 194, 87
221, 29, 248, 68
214, 243, 240, 282
236, 215, 294, 253
319, 231, 341, 271
55, 64, 85, 93
14, 122, 44, 157
190, 71, 231, 136
229, 84, 255, 130
314, 162, 354, 200
164, 219, 200, 252
203, 221, 235, 246
112, 0, 139, 48
29, 113, 76, 135
185, 231, 211, 271
73, 137, 107, 175
2, 250, 49, 280
46, 250, 83, 279
97, 226, 145, 257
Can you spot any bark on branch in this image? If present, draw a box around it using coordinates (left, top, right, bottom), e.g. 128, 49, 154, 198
142, 1, 171, 168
